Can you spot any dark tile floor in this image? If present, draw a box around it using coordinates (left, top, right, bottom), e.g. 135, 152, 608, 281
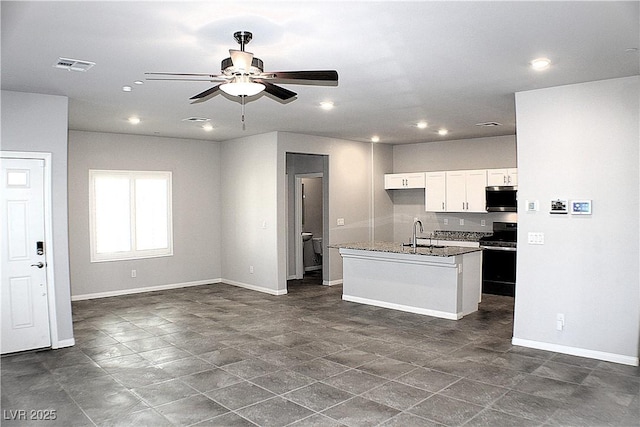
2, 274, 639, 426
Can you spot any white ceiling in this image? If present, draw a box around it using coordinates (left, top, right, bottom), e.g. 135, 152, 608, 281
2, 1, 638, 144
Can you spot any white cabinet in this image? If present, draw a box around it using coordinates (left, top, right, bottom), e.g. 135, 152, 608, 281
425, 172, 446, 212
445, 170, 487, 212
384, 173, 425, 189
487, 168, 517, 186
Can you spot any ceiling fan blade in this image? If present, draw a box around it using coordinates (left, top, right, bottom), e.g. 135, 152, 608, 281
145, 72, 220, 78
146, 77, 226, 82
266, 70, 338, 82
190, 85, 222, 101
257, 81, 297, 100
229, 49, 254, 72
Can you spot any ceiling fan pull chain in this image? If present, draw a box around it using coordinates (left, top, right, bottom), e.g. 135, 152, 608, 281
241, 95, 246, 131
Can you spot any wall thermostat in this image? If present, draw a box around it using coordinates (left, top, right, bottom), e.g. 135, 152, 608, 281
550, 199, 568, 214
571, 200, 592, 215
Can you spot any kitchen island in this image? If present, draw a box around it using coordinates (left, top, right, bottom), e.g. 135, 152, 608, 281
335, 242, 482, 320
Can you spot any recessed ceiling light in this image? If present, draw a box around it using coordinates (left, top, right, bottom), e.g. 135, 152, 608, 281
416, 121, 428, 129
202, 123, 214, 131
438, 129, 448, 136
134, 80, 144, 85
128, 117, 140, 125
122, 85, 132, 92
320, 101, 334, 110
530, 57, 551, 71
371, 135, 380, 143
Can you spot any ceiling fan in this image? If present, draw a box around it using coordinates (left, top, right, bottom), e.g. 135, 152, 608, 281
146, 31, 338, 104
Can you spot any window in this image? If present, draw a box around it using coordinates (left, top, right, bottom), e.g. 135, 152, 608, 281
89, 170, 173, 262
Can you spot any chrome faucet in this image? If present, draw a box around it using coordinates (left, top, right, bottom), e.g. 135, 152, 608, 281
412, 219, 423, 251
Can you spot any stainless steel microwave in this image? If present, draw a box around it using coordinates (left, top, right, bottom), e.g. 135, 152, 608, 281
486, 186, 517, 212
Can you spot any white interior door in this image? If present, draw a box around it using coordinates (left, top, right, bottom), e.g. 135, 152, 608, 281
1, 158, 51, 354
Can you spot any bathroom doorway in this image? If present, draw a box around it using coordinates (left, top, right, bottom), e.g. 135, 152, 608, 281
285, 153, 327, 286
295, 173, 323, 280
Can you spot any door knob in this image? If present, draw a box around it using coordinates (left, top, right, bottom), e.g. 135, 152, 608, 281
31, 262, 44, 268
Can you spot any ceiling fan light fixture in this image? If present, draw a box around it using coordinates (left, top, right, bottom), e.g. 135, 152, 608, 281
220, 76, 265, 97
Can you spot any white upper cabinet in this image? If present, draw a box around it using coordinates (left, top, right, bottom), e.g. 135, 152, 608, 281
487, 168, 517, 186
425, 172, 446, 212
384, 172, 426, 189
445, 169, 487, 213
445, 171, 466, 212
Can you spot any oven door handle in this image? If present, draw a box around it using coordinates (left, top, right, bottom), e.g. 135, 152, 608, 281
481, 245, 517, 252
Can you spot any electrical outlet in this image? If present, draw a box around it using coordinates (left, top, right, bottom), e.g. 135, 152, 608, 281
131, 269, 137, 278
249, 266, 254, 274
459, 219, 464, 226
444, 218, 448, 225
337, 218, 345, 226
481, 220, 486, 227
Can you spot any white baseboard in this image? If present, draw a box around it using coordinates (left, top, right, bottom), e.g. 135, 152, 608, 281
223, 279, 287, 296
52, 338, 75, 349
71, 279, 222, 301
323, 279, 343, 286
342, 294, 460, 320
304, 265, 322, 272
512, 337, 639, 367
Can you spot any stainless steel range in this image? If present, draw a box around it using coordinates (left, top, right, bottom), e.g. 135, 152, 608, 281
479, 222, 517, 296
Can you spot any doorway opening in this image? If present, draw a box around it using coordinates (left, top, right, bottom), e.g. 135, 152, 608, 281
286, 153, 328, 289
296, 173, 323, 280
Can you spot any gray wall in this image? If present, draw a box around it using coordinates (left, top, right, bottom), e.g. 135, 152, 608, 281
391, 135, 517, 241
513, 76, 639, 364
68, 131, 222, 297
1, 90, 74, 343
372, 143, 394, 241
220, 132, 280, 293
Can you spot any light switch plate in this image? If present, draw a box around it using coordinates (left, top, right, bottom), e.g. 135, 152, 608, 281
528, 232, 544, 245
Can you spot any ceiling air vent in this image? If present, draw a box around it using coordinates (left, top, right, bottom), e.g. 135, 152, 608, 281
475, 122, 503, 127
54, 57, 95, 72
182, 117, 211, 122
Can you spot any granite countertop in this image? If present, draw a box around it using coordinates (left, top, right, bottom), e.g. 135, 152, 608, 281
331, 241, 482, 257
431, 230, 492, 242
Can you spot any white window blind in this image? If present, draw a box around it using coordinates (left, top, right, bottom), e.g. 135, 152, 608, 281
89, 170, 173, 262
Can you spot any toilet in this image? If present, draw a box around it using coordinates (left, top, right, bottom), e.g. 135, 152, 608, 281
312, 237, 322, 256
